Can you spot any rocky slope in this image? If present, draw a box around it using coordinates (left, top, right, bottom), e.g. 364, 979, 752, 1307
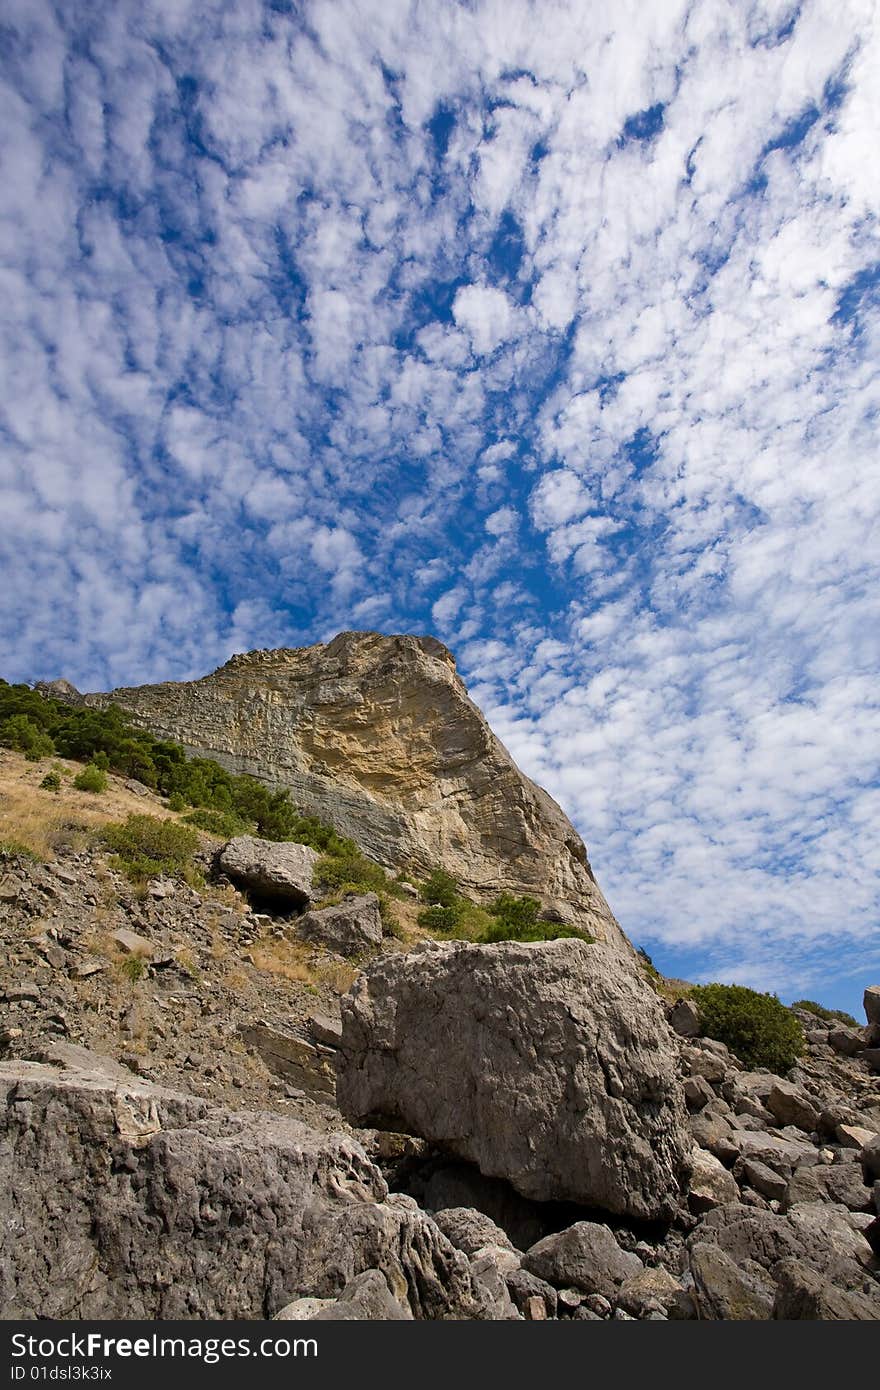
73, 632, 623, 946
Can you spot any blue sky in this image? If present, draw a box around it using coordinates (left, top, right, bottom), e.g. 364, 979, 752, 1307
2, 0, 879, 1019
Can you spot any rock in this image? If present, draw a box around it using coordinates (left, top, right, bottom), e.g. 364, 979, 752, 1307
417, 1162, 544, 1251
669, 999, 701, 1037
3, 983, 41, 1003
689, 1112, 740, 1165
828, 1026, 865, 1057
216, 837, 319, 908
733, 1130, 816, 1173
863, 1049, 880, 1075
522, 1294, 547, 1320
522, 1222, 643, 1296
772, 1258, 880, 1320
86, 633, 629, 941
274, 1296, 333, 1319
689, 1052, 727, 1083
111, 929, 158, 959
616, 1266, 687, 1318
738, 1157, 788, 1202
683, 1075, 715, 1111
504, 1269, 558, 1319
237, 1023, 335, 1097
336, 938, 690, 1219
782, 1164, 873, 1213
765, 1080, 820, 1134
0, 1059, 492, 1319
688, 1147, 740, 1212
431, 1208, 516, 1258
312, 1269, 413, 1320
467, 1252, 520, 1319
308, 1013, 343, 1048
689, 1243, 775, 1320
694, 1206, 802, 1271
836, 1123, 876, 1149
862, 1134, 880, 1182
864, 986, 880, 1027
786, 1201, 876, 1269
296, 894, 382, 954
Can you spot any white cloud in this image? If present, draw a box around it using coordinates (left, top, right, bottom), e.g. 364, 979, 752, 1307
452, 284, 520, 355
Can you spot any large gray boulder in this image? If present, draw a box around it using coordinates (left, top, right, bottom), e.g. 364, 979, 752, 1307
864, 986, 880, 1027
297, 893, 383, 954
0, 1056, 492, 1320
216, 836, 319, 907
522, 1222, 643, 1295
336, 939, 690, 1220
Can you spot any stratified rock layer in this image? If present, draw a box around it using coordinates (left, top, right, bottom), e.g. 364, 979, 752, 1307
83, 632, 625, 945
336, 938, 691, 1220
0, 1056, 491, 1320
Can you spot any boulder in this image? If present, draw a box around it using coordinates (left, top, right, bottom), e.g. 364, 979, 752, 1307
836, 1123, 876, 1149
862, 1134, 880, 1182
504, 1269, 558, 1319
782, 1164, 873, 1213
864, 986, 880, 1027
737, 1157, 788, 1202
336, 939, 690, 1219
216, 837, 319, 908
765, 1080, 820, 1134
668, 999, 701, 1037
689, 1243, 774, 1320
828, 1026, 865, 1057
431, 1208, 516, 1258
296, 893, 383, 954
0, 1058, 491, 1320
522, 1222, 643, 1296
312, 1269, 412, 1320
772, 1258, 880, 1320
237, 1022, 335, 1097
683, 1075, 715, 1111
688, 1147, 740, 1212
863, 1049, 880, 1075
616, 1266, 687, 1318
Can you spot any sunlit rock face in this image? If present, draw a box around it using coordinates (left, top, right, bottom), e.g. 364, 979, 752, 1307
86, 630, 628, 951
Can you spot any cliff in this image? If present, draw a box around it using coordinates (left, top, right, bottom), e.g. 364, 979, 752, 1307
83, 631, 627, 949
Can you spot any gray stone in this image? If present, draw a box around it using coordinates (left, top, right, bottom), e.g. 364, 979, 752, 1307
862, 1134, 880, 1182
689, 1112, 740, 1164
504, 1269, 558, 1319
308, 1013, 343, 1047
828, 1026, 865, 1057
296, 893, 382, 954
467, 1251, 520, 1320
688, 1147, 740, 1212
772, 1258, 880, 1320
336, 938, 690, 1219
689, 1243, 774, 1320
431, 1208, 516, 1258
836, 1123, 876, 1149
616, 1266, 687, 1318
668, 999, 701, 1037
738, 1157, 788, 1202
786, 1201, 876, 1269
313, 1269, 413, 1320
863, 1049, 880, 1074
237, 1022, 335, 1097
522, 1222, 643, 1296
684, 1075, 715, 1111
111, 929, 158, 959
216, 837, 319, 908
694, 1206, 803, 1271
782, 1163, 873, 1213
274, 1296, 333, 1319
765, 1080, 820, 1133
0, 1060, 491, 1320
864, 986, 880, 1027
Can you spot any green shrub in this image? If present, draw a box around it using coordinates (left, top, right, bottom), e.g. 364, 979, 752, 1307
184, 806, 253, 838
418, 903, 466, 935
0, 713, 55, 761
420, 868, 460, 907
102, 814, 200, 884
40, 770, 62, 793
73, 763, 107, 793
314, 841, 389, 895
791, 999, 859, 1029
120, 955, 145, 983
690, 983, 805, 1073
167, 793, 187, 812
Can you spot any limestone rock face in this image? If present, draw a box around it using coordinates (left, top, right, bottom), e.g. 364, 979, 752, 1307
297, 893, 383, 954
335, 938, 690, 1220
83, 632, 626, 946
0, 1056, 492, 1320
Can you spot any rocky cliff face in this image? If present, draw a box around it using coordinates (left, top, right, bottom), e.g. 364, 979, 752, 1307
85, 631, 626, 949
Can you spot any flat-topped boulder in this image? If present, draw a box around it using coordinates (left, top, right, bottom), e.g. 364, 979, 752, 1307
336, 937, 690, 1220
216, 836, 319, 907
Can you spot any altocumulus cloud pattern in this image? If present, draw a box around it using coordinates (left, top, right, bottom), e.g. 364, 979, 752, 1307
1, 0, 879, 1011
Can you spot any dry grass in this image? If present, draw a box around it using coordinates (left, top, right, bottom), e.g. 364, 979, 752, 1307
249, 937, 320, 986
0, 749, 176, 860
